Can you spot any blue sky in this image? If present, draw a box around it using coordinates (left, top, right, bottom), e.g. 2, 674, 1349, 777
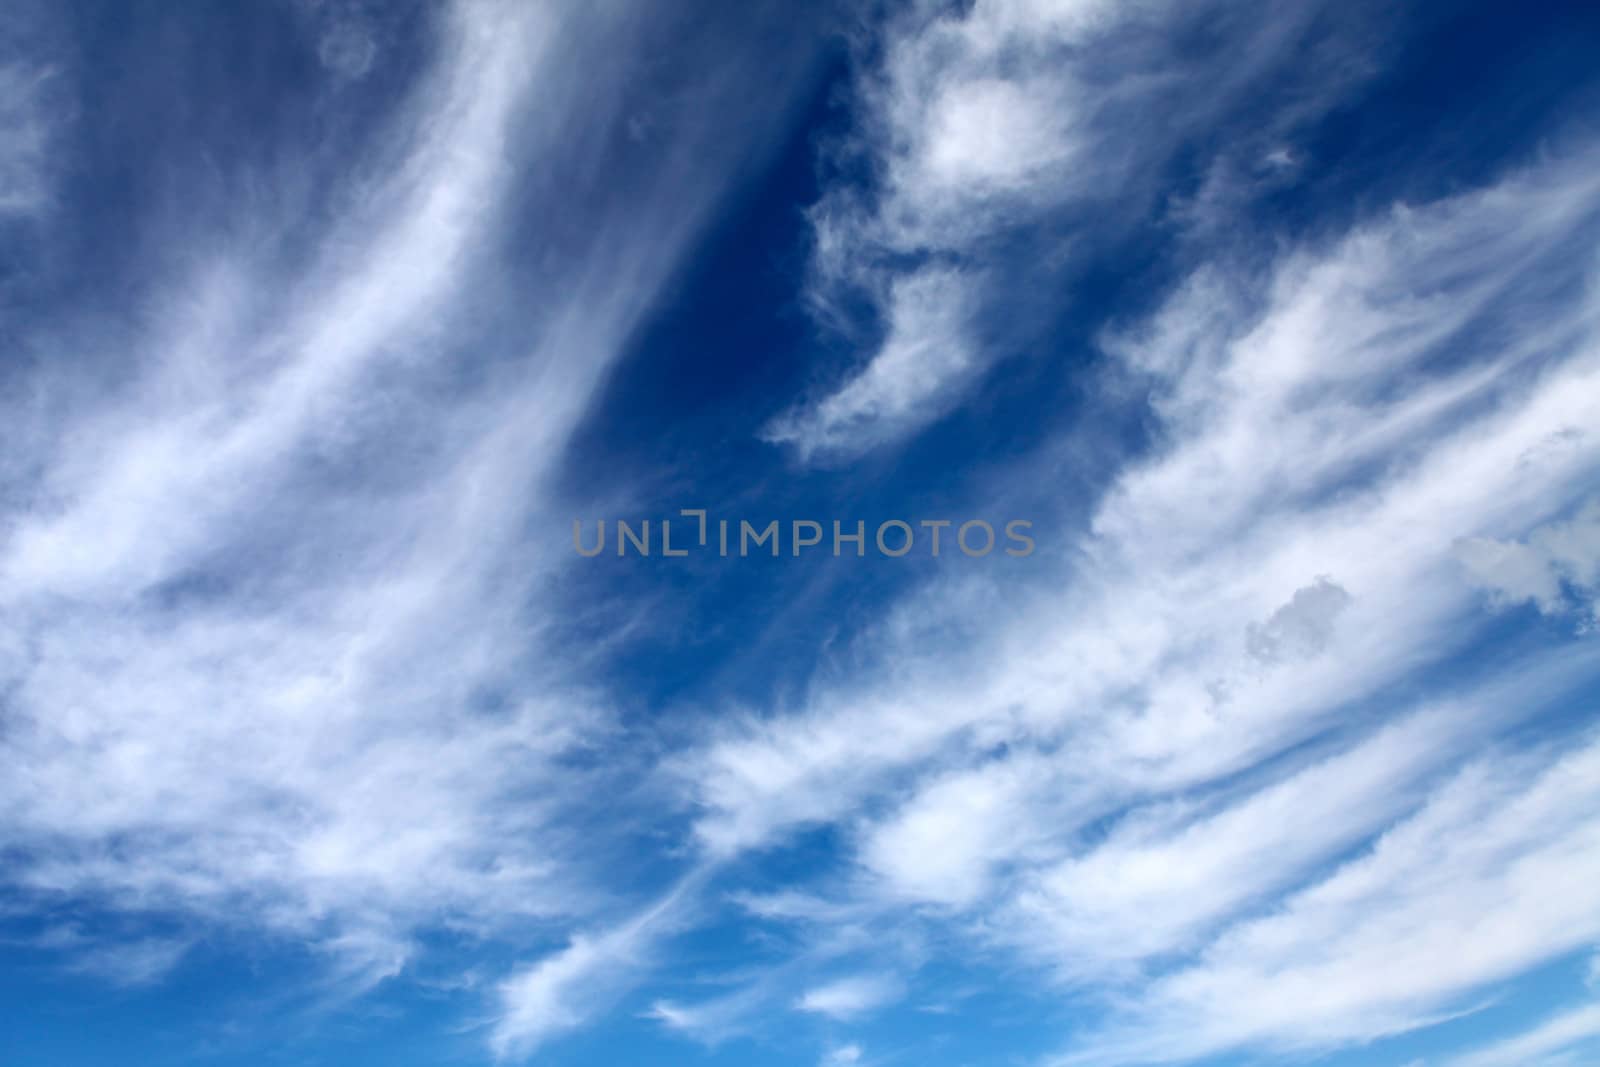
2, 1, 1600, 1065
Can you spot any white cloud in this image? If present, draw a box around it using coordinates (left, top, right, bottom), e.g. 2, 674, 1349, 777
795, 972, 904, 1021
9, 3, 1598, 1063
640, 892, 909, 1048
0, 60, 56, 217
859, 750, 1049, 909
0, 0, 829, 1046
1001, 709, 1468, 976
646, 977, 786, 1048
773, 0, 1381, 460
492, 912, 674, 1061
687, 144, 1600, 860
490, 860, 718, 1058
1245, 577, 1352, 662
1456, 500, 1600, 624
298, 0, 382, 81
1441, 1001, 1600, 1067
764, 267, 977, 459
823, 1044, 864, 1066
0, 3, 65, 221
27, 925, 194, 987
1054, 733, 1600, 1064
677, 140, 1600, 1064
493, 935, 626, 1058
0, 5, 593, 977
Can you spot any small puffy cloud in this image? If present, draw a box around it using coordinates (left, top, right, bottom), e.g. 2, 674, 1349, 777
1246, 577, 1354, 662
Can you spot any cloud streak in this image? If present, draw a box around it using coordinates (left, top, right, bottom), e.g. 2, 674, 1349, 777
677, 136, 1600, 1064
0, 0, 828, 1028
767, 0, 1383, 460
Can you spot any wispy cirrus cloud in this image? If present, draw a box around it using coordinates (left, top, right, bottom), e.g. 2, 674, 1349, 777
0, 1, 67, 223
690, 141, 1600, 856
0, 59, 58, 219
674, 137, 1600, 1063
1440, 1001, 1600, 1067
765, 0, 1383, 461
6, 4, 1599, 1065
821, 1044, 865, 1067
0, 0, 827, 1025
2, 3, 596, 988
1050, 730, 1600, 1064
795, 971, 904, 1021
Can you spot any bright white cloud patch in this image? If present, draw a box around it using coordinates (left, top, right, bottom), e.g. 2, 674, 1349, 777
770, 0, 1377, 460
